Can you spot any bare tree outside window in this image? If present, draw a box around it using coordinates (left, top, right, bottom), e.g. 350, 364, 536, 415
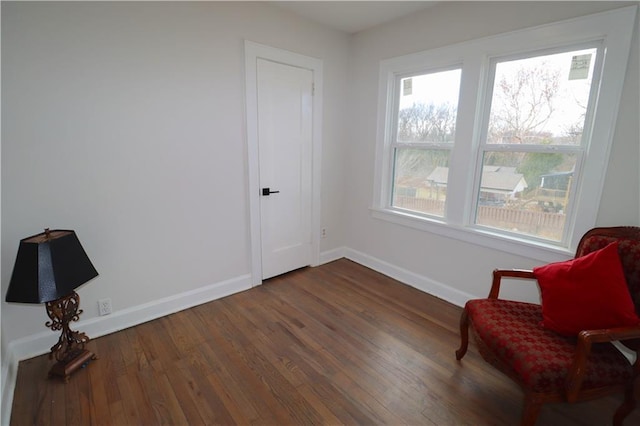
397, 102, 457, 143
488, 64, 560, 144
488, 50, 595, 146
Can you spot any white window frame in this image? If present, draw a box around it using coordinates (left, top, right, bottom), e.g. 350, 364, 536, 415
372, 6, 636, 262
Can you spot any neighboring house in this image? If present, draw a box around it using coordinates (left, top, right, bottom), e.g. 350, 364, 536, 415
535, 170, 574, 211
402, 166, 528, 205
478, 166, 528, 205
540, 170, 573, 191
423, 166, 449, 200
395, 173, 445, 200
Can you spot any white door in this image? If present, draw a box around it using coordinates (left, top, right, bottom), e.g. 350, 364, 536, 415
257, 58, 313, 279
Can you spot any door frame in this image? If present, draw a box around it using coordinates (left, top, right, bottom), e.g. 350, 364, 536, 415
244, 40, 323, 286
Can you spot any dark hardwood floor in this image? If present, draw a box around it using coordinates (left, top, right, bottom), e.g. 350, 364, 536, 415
10, 259, 640, 425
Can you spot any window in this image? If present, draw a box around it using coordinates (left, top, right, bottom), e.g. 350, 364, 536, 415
373, 7, 635, 259
474, 47, 597, 242
392, 69, 461, 217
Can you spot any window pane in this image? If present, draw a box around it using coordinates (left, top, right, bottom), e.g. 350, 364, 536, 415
392, 148, 450, 217
487, 48, 597, 145
397, 69, 461, 143
475, 152, 577, 241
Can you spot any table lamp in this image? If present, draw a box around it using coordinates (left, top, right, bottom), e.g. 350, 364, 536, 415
5, 228, 99, 382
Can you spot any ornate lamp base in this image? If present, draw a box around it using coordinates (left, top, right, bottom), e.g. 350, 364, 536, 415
48, 349, 97, 382
45, 291, 97, 382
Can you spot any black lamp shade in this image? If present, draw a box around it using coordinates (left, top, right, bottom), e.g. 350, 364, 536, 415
6, 230, 98, 304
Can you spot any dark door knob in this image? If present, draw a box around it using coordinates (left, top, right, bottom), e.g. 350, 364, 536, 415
262, 187, 280, 196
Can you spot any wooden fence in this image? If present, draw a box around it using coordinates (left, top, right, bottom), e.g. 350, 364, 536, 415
393, 196, 565, 240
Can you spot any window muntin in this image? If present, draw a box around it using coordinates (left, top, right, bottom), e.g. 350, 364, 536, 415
473, 47, 597, 242
390, 68, 461, 217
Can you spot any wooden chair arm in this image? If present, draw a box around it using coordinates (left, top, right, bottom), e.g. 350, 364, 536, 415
565, 325, 640, 401
488, 269, 536, 299
578, 326, 640, 343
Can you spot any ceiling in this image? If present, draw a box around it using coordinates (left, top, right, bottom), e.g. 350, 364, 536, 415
272, 1, 438, 34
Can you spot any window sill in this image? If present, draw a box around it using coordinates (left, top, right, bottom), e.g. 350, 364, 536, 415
370, 207, 573, 263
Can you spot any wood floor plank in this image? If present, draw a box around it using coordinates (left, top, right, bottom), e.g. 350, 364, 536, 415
115, 371, 143, 424
176, 359, 234, 425
259, 279, 424, 424
152, 374, 189, 425
10, 259, 640, 425
134, 320, 180, 373
204, 368, 254, 424
215, 301, 327, 425
137, 368, 176, 425
263, 275, 435, 409
222, 301, 312, 388
86, 352, 111, 426
192, 304, 295, 425
64, 367, 92, 426
93, 334, 124, 407
48, 376, 67, 425
106, 400, 126, 426
163, 363, 206, 425
121, 325, 151, 371
191, 343, 262, 423
11, 357, 49, 425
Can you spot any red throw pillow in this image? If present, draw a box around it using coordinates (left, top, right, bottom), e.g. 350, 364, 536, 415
533, 241, 640, 336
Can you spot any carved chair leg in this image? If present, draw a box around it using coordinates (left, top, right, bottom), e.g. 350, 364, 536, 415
456, 308, 469, 360
521, 395, 542, 426
613, 382, 636, 426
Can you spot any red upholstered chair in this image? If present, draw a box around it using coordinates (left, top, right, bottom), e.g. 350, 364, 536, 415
456, 227, 640, 426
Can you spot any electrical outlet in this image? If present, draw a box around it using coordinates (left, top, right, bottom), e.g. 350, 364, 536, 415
98, 298, 112, 316
321, 228, 327, 238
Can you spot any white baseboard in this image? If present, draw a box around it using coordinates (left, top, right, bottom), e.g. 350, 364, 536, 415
80, 273, 252, 344
319, 246, 346, 265
344, 248, 473, 308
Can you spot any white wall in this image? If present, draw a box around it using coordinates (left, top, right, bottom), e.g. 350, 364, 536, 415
344, 1, 640, 303
1, 1, 349, 349
2, 0, 638, 415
